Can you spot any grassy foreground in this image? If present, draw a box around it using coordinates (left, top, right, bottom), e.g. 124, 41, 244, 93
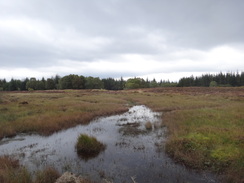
0, 155, 60, 183
0, 88, 243, 182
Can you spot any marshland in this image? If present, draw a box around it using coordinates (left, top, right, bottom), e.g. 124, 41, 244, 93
0, 87, 243, 183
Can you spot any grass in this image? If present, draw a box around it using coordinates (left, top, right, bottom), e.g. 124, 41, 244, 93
145, 121, 153, 130
76, 134, 106, 159
0, 90, 128, 139
34, 167, 60, 183
0, 156, 60, 183
164, 104, 244, 182
0, 155, 31, 183
0, 87, 243, 182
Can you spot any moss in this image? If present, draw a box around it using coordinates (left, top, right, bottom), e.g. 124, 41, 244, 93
211, 145, 240, 162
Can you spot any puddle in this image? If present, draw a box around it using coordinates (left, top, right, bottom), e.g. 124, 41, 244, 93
0, 105, 218, 183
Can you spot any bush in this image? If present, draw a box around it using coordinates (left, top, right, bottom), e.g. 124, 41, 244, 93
76, 134, 106, 159
209, 81, 218, 87
28, 88, 34, 91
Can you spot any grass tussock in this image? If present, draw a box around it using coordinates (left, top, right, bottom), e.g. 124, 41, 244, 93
145, 121, 152, 130
76, 134, 106, 159
34, 167, 60, 183
0, 155, 32, 183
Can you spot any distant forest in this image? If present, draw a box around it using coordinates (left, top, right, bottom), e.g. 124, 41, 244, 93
0, 72, 243, 91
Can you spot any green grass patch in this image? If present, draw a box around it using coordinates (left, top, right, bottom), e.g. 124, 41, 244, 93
76, 134, 106, 159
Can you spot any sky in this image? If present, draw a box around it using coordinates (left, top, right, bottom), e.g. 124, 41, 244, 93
0, 0, 244, 81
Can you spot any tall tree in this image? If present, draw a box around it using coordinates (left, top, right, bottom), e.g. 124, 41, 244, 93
85, 77, 104, 89
26, 77, 37, 90
46, 78, 56, 90
59, 75, 72, 89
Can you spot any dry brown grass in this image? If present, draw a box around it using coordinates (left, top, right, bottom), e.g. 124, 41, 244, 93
144, 121, 152, 130
0, 155, 32, 183
34, 167, 60, 183
0, 156, 60, 183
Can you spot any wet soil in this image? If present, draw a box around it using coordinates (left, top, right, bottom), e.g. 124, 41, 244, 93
0, 105, 218, 183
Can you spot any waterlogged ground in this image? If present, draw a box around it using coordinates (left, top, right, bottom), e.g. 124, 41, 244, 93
0, 105, 218, 183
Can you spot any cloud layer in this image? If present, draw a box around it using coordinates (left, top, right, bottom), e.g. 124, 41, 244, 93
0, 0, 243, 81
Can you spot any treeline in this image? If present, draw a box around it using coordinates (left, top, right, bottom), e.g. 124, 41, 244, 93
0, 72, 243, 91
178, 72, 244, 87
0, 74, 176, 91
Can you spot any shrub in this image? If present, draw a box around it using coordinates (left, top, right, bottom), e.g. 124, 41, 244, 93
209, 81, 218, 87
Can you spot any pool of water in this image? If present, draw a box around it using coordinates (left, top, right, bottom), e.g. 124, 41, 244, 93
0, 105, 218, 183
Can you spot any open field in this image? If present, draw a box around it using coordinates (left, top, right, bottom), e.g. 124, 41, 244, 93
0, 87, 243, 182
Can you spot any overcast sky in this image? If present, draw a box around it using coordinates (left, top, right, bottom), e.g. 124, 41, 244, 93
0, 0, 243, 81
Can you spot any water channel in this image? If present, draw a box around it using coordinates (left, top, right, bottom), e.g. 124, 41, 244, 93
0, 105, 218, 183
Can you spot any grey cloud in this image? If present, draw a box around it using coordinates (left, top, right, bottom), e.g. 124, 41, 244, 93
0, 0, 243, 80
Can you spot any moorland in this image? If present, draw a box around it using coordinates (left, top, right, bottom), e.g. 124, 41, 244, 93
0, 87, 243, 183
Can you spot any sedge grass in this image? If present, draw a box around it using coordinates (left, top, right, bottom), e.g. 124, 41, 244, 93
0, 156, 60, 183
76, 134, 106, 159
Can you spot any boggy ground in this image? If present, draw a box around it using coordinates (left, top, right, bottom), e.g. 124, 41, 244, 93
0, 87, 243, 182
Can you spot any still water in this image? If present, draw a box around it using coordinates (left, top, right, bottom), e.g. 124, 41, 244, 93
0, 105, 218, 183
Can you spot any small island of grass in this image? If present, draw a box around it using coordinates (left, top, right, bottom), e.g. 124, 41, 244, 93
76, 134, 106, 159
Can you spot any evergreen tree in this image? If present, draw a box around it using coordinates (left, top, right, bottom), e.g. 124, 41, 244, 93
46, 78, 56, 90
8, 79, 17, 91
